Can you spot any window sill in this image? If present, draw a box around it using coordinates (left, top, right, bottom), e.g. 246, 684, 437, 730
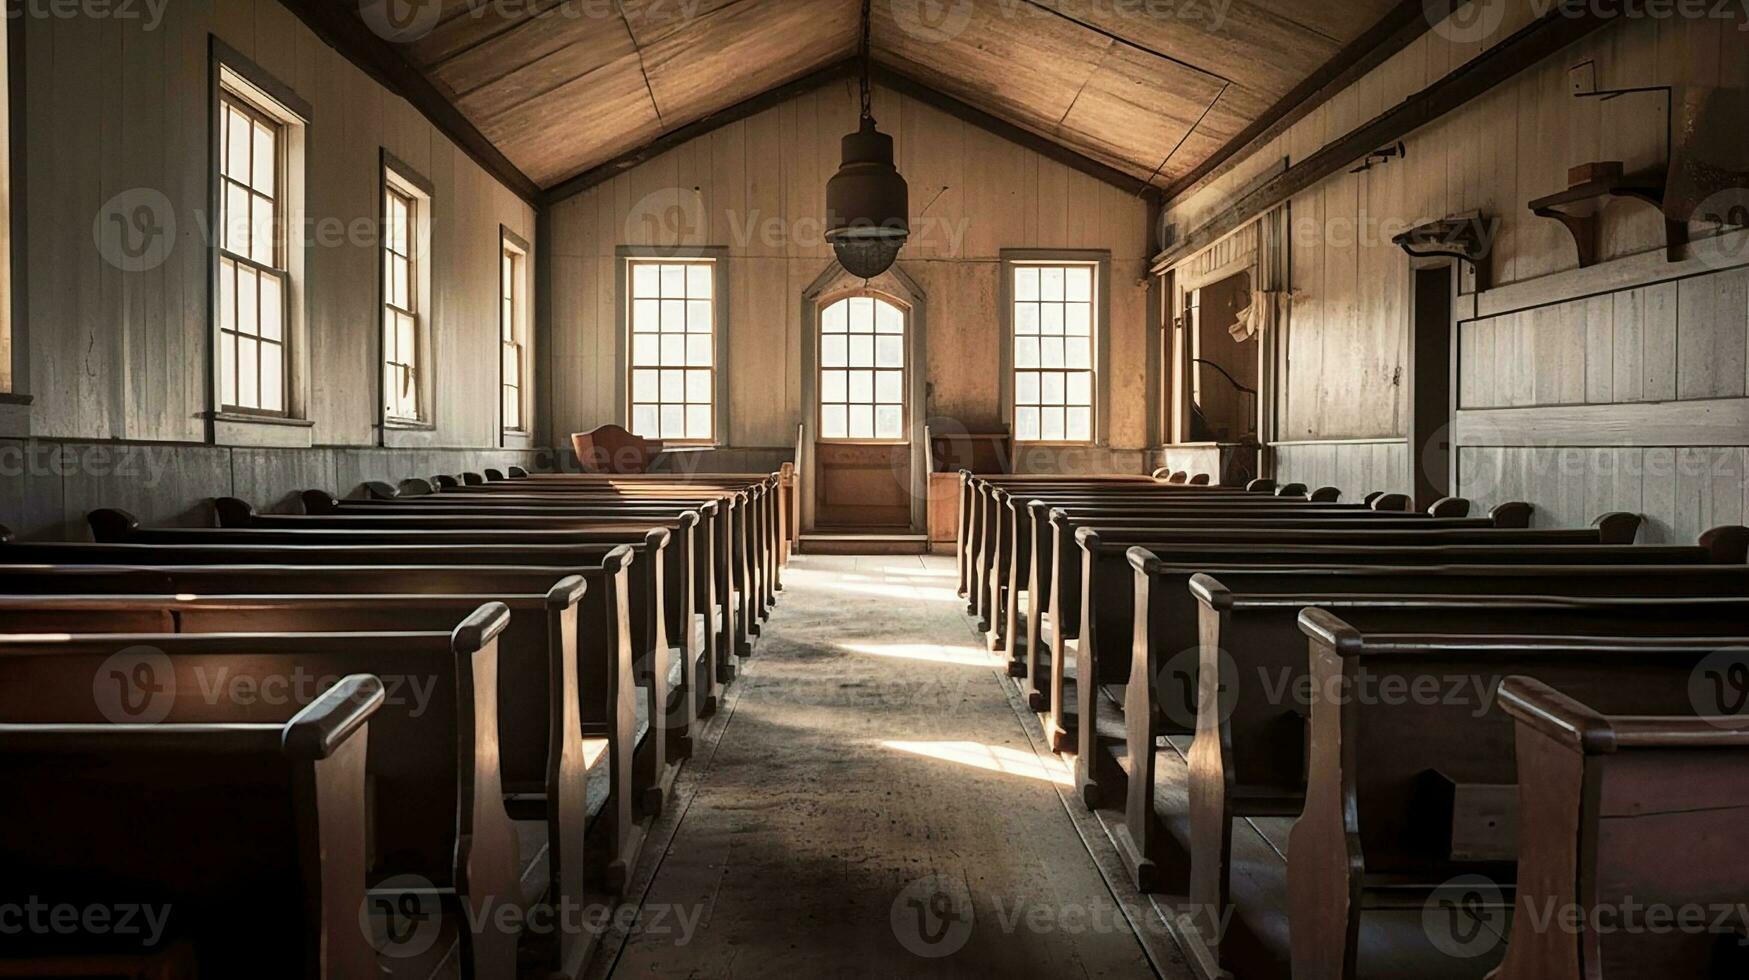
211, 411, 315, 448
0, 395, 31, 438
0, 393, 33, 406
384, 419, 436, 432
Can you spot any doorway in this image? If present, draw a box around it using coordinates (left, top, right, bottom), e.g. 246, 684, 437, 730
1407, 262, 1457, 509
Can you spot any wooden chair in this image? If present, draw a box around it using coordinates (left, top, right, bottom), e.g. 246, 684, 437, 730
572, 425, 665, 474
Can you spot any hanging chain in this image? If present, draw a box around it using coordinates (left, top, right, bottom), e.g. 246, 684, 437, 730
859, 0, 873, 122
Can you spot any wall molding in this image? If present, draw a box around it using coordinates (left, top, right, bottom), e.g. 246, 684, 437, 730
1455, 399, 1749, 449
1472, 229, 1749, 320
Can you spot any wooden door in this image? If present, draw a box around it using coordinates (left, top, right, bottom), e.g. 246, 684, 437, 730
814, 295, 912, 530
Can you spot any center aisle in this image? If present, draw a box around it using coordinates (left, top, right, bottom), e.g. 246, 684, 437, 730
596, 553, 1174, 978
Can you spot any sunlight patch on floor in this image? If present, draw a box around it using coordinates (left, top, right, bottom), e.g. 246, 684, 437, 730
882, 740, 1074, 786
783, 567, 962, 603
838, 641, 996, 667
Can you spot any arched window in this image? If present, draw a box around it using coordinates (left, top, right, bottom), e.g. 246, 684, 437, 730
818, 295, 906, 441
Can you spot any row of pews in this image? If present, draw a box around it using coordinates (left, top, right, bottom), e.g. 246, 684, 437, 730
0, 466, 787, 979
957, 471, 1749, 980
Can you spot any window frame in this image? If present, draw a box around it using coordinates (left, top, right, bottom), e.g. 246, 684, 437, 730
998, 249, 1112, 446
208, 39, 312, 445
215, 89, 288, 418
814, 289, 910, 445
500, 226, 530, 437
615, 246, 730, 447
378, 150, 435, 434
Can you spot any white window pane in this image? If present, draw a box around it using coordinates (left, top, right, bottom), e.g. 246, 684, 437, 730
1041, 303, 1065, 334
660, 404, 685, 439
258, 274, 282, 341
660, 333, 686, 366
686, 370, 711, 403
822, 301, 848, 333
219, 260, 236, 332
848, 335, 874, 367
876, 301, 903, 334
685, 264, 712, 298
661, 299, 685, 332
1041, 338, 1065, 368
1041, 266, 1065, 301
875, 370, 902, 404
1067, 371, 1092, 407
1065, 337, 1092, 370
503, 387, 518, 428
220, 333, 236, 406
238, 337, 259, 408
226, 107, 251, 178
875, 335, 903, 368
224, 183, 250, 253
632, 404, 660, 436
821, 335, 847, 368
633, 299, 660, 332
849, 296, 875, 332
848, 405, 874, 440
632, 369, 659, 402
848, 370, 873, 404
632, 263, 660, 297
1066, 303, 1091, 336
1015, 371, 1039, 406
1066, 407, 1092, 442
875, 405, 903, 440
1015, 266, 1039, 301
632, 334, 658, 366
1015, 302, 1039, 335
660, 264, 685, 297
397, 314, 416, 372
821, 405, 847, 439
261, 341, 283, 412
687, 335, 712, 367
394, 256, 410, 309
236, 269, 258, 337
686, 405, 712, 440
687, 300, 712, 333
1065, 266, 1092, 302
1015, 337, 1039, 369
251, 121, 275, 194
821, 370, 847, 402
1041, 407, 1065, 441
660, 369, 684, 402
1015, 406, 1039, 441
503, 345, 520, 385
1041, 371, 1065, 406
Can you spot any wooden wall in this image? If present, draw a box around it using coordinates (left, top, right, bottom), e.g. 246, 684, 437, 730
4, 0, 537, 536
1165, 4, 1748, 535
546, 80, 1153, 470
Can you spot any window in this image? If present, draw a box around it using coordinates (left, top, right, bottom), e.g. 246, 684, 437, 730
0, 9, 11, 396
380, 158, 432, 426
217, 80, 291, 414
500, 231, 528, 432
627, 259, 716, 442
1010, 262, 1097, 443
818, 295, 905, 441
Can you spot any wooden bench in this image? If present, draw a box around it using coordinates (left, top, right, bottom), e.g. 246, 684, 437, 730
0, 675, 381, 978
0, 610, 525, 979
1287, 614, 1749, 980
1491, 676, 1749, 980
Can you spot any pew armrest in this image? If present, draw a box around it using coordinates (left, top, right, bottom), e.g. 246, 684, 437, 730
1426, 496, 1471, 518
1309, 486, 1341, 502
454, 602, 514, 654
213, 496, 255, 528
361, 481, 398, 500
1497, 676, 1618, 754
301, 489, 341, 513
1489, 501, 1534, 528
282, 675, 386, 760
87, 508, 139, 542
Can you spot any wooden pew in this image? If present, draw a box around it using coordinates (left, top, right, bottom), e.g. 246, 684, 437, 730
1491, 677, 1749, 980
1067, 531, 1741, 808
0, 584, 606, 976
0, 610, 527, 979
0, 560, 656, 905
955, 472, 1159, 600
1287, 614, 1749, 980
0, 675, 382, 978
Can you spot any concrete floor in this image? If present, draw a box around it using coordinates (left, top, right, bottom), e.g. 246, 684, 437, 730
595, 554, 1170, 979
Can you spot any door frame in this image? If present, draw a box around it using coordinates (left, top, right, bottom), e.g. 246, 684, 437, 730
799, 260, 929, 533
1406, 257, 1460, 510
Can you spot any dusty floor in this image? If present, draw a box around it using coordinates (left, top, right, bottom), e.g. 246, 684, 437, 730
596, 554, 1168, 979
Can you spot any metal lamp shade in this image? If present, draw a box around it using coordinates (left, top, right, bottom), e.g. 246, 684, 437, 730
825, 117, 910, 278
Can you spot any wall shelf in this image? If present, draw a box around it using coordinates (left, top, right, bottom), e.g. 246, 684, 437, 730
1528, 161, 1684, 267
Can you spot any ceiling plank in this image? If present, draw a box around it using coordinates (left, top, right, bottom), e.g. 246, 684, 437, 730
638, 0, 860, 126
282, 0, 542, 204
1056, 44, 1228, 183
1151, 4, 1619, 271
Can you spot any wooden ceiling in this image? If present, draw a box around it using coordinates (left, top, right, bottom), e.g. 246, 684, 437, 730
370, 0, 1408, 192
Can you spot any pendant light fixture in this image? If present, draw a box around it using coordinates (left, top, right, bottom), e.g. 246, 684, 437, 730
825, 0, 910, 279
